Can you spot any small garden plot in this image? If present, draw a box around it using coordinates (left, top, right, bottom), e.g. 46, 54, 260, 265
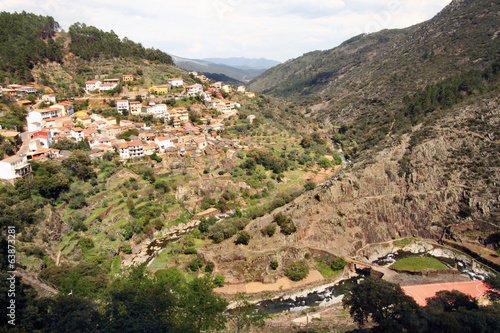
390, 257, 448, 271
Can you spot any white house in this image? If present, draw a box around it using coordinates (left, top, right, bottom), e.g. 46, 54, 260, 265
86, 80, 101, 91
117, 100, 130, 114
203, 91, 212, 102
42, 94, 57, 104
130, 101, 142, 115
116, 141, 144, 159
167, 78, 183, 87
186, 84, 203, 97
154, 136, 174, 152
71, 127, 85, 141
51, 101, 74, 116
31, 131, 52, 149
0, 155, 31, 182
99, 83, 117, 91
211, 82, 223, 89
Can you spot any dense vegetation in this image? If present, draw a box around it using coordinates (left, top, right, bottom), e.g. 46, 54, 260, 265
0, 265, 229, 332
0, 11, 63, 82
343, 277, 500, 332
68, 23, 174, 65
250, 0, 500, 158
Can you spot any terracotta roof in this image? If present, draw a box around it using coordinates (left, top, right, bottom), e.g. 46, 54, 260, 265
128, 141, 144, 147
116, 142, 128, 149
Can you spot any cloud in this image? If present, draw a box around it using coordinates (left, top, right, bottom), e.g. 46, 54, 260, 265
0, 0, 452, 62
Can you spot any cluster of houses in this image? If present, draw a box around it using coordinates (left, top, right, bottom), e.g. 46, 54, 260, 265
0, 84, 37, 97
0, 72, 257, 183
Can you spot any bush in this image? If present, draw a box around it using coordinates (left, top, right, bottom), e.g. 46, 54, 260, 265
304, 180, 316, 191
155, 180, 170, 193
184, 247, 197, 255
183, 234, 196, 248
121, 242, 132, 254
68, 194, 87, 209
284, 261, 309, 281
318, 157, 331, 168
235, 231, 250, 245
261, 223, 277, 237
213, 275, 225, 287
273, 213, 297, 235
330, 256, 347, 271
270, 261, 279, 270
189, 257, 203, 271
205, 261, 215, 273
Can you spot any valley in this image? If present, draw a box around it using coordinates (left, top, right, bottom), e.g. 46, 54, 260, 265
1, 0, 500, 331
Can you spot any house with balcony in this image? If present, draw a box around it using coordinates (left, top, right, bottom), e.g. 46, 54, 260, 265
117, 100, 130, 114
0, 155, 31, 183
115, 140, 144, 159
186, 84, 203, 97
130, 101, 142, 115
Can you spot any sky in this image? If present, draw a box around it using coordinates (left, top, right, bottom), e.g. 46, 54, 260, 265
1, 0, 451, 63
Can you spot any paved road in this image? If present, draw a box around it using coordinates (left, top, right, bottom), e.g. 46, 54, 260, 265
17, 131, 31, 156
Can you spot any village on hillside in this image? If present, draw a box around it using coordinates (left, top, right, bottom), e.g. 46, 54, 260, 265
0, 71, 259, 183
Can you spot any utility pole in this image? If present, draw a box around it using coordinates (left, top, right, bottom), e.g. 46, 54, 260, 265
307, 312, 309, 333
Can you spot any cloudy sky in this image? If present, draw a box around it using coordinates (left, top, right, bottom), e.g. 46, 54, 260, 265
2, 0, 451, 62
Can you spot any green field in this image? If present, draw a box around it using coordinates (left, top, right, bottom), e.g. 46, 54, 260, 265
390, 257, 448, 271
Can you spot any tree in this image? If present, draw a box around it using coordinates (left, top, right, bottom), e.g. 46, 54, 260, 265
485, 273, 500, 303
235, 231, 250, 245
227, 293, 268, 333
177, 276, 228, 333
284, 261, 309, 281
35, 173, 69, 199
61, 150, 96, 181
330, 256, 347, 271
342, 277, 420, 331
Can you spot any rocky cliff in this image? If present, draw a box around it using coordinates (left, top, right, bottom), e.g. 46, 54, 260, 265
201, 92, 500, 282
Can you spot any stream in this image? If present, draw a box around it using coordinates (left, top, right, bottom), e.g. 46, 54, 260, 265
255, 246, 490, 314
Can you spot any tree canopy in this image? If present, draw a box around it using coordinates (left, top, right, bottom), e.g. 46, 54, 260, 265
68, 22, 174, 65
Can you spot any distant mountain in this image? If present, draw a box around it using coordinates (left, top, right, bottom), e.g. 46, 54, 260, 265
201, 73, 245, 87
201, 57, 280, 70
249, 0, 500, 151
172, 55, 278, 82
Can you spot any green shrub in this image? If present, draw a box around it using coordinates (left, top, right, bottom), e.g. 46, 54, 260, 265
205, 261, 215, 273
273, 213, 297, 235
284, 261, 309, 281
189, 257, 203, 271
235, 231, 250, 245
184, 247, 197, 255
261, 223, 277, 237
121, 242, 132, 254
304, 180, 316, 191
183, 234, 196, 248
213, 275, 225, 287
79, 237, 94, 251
270, 261, 279, 270
330, 256, 347, 271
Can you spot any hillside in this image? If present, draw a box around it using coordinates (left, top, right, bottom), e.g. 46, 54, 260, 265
249, 0, 500, 154
201, 57, 280, 70
173, 55, 267, 82
0, 12, 178, 90
204, 0, 500, 284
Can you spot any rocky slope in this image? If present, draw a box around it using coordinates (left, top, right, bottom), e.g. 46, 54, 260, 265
200, 91, 500, 283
